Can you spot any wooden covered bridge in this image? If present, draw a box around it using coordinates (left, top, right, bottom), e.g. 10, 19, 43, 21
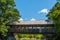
7, 20, 55, 40
7, 20, 55, 33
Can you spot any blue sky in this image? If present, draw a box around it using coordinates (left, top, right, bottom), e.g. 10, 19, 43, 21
14, 0, 56, 20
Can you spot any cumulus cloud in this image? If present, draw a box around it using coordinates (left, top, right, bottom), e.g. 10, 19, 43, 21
18, 18, 24, 21
30, 18, 36, 21
38, 9, 49, 14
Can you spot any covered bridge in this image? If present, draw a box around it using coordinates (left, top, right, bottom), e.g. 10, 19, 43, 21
7, 20, 55, 34
6, 20, 56, 40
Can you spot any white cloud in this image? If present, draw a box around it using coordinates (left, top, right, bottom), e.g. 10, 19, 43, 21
30, 18, 36, 21
18, 18, 24, 21
38, 9, 49, 14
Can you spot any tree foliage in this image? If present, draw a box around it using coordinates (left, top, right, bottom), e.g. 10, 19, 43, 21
57, 0, 60, 2
0, 0, 20, 36
47, 2, 60, 39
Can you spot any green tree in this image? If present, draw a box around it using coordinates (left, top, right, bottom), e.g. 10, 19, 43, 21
47, 2, 60, 40
0, 0, 20, 36
57, 0, 60, 2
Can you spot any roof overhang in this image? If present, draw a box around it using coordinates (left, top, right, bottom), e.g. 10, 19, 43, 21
7, 20, 54, 26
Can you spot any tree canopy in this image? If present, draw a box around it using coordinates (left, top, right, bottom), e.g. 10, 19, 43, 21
0, 0, 20, 36
47, 2, 60, 40
57, 0, 60, 2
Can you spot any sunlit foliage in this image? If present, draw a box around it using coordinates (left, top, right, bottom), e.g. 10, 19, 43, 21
0, 0, 20, 36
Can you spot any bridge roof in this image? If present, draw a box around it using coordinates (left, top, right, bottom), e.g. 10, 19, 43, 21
7, 20, 54, 26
